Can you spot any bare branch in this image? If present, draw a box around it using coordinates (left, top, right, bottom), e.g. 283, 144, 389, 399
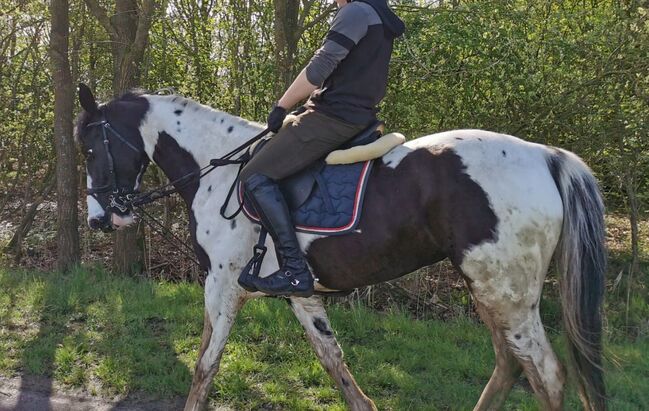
84, 0, 118, 38
131, 0, 156, 60
298, 3, 335, 38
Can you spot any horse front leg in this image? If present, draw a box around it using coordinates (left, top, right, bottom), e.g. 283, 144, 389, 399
185, 273, 247, 411
289, 296, 377, 411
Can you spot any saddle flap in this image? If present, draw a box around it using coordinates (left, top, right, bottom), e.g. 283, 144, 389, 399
279, 161, 323, 209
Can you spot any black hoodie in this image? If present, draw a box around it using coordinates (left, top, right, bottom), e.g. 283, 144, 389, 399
357, 0, 405, 38
307, 1, 405, 125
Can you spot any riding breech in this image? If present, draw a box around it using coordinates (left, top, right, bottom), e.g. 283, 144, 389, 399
239, 110, 366, 182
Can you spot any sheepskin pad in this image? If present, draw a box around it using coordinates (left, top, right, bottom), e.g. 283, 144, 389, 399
325, 132, 406, 164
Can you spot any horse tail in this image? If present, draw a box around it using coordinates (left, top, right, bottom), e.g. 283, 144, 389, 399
547, 148, 607, 411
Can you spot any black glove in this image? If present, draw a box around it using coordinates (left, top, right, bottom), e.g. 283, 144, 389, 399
267, 105, 287, 133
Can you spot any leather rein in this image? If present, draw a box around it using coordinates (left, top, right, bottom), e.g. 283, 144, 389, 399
85, 119, 270, 217
85, 118, 270, 268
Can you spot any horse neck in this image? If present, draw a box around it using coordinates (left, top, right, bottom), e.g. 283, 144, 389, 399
139, 94, 265, 167
137, 94, 264, 204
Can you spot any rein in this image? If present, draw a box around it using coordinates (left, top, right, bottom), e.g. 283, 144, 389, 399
85, 118, 272, 270
86, 118, 271, 217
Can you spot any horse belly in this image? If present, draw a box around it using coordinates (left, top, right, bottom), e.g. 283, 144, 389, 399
304, 149, 453, 290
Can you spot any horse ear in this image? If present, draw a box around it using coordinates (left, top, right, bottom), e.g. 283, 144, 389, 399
78, 83, 99, 114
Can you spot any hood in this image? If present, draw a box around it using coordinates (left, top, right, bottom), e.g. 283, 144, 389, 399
356, 0, 405, 38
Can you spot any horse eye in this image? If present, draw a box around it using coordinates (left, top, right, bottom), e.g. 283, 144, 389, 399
86, 149, 94, 159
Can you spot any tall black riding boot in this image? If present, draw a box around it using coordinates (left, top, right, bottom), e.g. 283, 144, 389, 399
243, 173, 314, 298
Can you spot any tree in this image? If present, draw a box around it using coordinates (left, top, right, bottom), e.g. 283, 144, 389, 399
50, 0, 80, 271
273, 0, 334, 93
85, 0, 158, 274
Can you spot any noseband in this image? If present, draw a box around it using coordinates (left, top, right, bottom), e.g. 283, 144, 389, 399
86, 115, 271, 219
86, 119, 144, 213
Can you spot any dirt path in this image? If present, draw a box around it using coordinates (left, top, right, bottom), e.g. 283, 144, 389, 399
0, 375, 195, 411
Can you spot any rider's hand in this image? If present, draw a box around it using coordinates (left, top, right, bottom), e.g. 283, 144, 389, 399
267, 105, 287, 133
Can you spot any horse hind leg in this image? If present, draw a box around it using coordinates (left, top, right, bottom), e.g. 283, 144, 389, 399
466, 274, 565, 410
473, 303, 522, 411
461, 247, 565, 409
289, 296, 377, 411
185, 275, 247, 411
504, 307, 565, 410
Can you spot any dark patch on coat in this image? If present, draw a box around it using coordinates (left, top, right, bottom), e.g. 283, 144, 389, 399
75, 91, 150, 211
502, 150, 507, 157
174, 109, 183, 116
153, 131, 211, 271
306, 148, 498, 291
227, 126, 234, 133
313, 317, 333, 336
220, 118, 224, 124
341, 377, 350, 387
230, 219, 237, 230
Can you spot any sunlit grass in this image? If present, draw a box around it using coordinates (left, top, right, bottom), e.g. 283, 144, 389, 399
0, 267, 647, 410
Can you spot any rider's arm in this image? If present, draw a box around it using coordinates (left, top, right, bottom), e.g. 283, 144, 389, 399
277, 69, 318, 109
277, 4, 370, 110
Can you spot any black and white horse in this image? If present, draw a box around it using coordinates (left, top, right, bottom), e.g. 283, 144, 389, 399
76, 85, 606, 411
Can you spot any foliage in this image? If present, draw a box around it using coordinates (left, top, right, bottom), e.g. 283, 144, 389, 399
0, 0, 647, 337
1, 267, 649, 409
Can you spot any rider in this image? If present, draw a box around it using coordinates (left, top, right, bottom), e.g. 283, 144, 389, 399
239, 0, 405, 297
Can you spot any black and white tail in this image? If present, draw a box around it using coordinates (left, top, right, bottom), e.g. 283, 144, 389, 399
547, 149, 607, 411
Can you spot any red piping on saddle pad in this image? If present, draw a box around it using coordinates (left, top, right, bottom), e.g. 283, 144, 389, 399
239, 160, 372, 235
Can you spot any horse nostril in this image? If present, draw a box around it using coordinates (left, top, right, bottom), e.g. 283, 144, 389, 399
88, 218, 103, 230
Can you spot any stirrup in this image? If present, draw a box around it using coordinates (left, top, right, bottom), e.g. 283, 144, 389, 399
238, 228, 267, 292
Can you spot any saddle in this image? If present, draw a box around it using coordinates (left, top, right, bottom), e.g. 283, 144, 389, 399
240, 120, 403, 235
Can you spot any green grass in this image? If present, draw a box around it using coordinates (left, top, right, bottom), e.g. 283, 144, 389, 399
0, 267, 648, 410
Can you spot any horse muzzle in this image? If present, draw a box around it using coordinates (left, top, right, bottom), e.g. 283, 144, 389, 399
88, 212, 135, 231
110, 212, 135, 229
88, 213, 113, 232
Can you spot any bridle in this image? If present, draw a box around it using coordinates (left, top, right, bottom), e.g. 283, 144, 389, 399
86, 119, 145, 214
85, 116, 271, 218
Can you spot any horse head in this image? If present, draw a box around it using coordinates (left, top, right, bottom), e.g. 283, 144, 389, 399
75, 83, 150, 231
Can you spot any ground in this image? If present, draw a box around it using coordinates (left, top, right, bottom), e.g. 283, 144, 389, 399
0, 267, 648, 410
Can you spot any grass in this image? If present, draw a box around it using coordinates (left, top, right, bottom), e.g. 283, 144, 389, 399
0, 267, 648, 410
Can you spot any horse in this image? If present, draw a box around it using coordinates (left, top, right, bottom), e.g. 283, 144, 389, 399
75, 84, 606, 411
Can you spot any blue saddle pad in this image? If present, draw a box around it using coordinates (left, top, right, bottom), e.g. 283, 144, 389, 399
240, 160, 373, 236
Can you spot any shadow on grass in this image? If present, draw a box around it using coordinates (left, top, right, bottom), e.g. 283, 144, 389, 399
3, 268, 648, 410
5, 267, 196, 410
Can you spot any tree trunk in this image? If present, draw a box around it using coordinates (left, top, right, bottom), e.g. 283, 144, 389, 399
624, 171, 640, 327
273, 0, 300, 93
50, 0, 80, 272
4, 171, 55, 264
85, 0, 157, 275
